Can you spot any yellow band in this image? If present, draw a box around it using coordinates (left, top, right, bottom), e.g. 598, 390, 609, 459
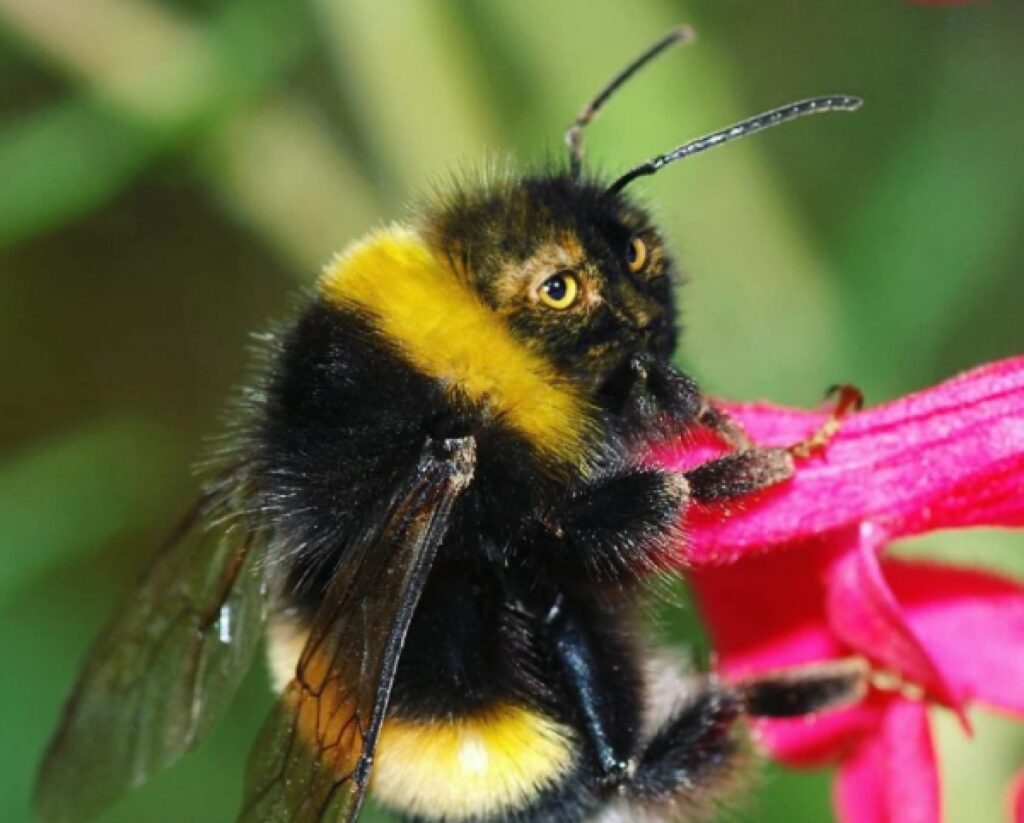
319, 226, 595, 472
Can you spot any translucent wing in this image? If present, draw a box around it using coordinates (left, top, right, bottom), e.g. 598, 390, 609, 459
36, 486, 269, 823
240, 436, 476, 823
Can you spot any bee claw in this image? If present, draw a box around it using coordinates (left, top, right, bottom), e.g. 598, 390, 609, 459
789, 382, 864, 460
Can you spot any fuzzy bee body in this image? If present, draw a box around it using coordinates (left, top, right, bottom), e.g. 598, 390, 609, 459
36, 30, 867, 823
255, 201, 689, 820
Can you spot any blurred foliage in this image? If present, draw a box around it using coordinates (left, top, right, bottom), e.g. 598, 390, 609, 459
1, 1, 1022, 821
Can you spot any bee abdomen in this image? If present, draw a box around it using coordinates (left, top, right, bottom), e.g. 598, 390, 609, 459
265, 614, 580, 822
373, 706, 578, 821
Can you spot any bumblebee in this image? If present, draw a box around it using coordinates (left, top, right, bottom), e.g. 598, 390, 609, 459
36, 28, 867, 823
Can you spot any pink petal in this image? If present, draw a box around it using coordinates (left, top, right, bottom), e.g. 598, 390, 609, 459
652, 357, 1024, 565
752, 698, 882, 767
826, 525, 962, 712
836, 733, 887, 823
884, 558, 1024, 715
691, 537, 871, 765
690, 537, 845, 676
835, 700, 940, 823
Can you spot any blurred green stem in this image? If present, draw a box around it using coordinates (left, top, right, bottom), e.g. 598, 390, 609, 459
0, 98, 155, 248
315, 0, 502, 196
0, 0, 381, 271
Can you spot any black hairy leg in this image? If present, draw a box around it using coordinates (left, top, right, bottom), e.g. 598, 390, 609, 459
733, 657, 869, 719
684, 448, 793, 503
686, 398, 794, 501
537, 468, 688, 580
626, 686, 743, 808
539, 605, 866, 807
695, 401, 756, 451
687, 398, 795, 501
620, 658, 868, 815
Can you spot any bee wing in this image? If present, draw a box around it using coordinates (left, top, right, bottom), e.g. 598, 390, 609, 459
35, 487, 269, 823
240, 436, 476, 823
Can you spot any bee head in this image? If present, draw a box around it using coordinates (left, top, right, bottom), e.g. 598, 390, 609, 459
422, 173, 679, 407
418, 26, 860, 418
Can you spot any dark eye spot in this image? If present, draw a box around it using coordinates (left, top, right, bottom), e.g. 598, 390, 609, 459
545, 276, 567, 301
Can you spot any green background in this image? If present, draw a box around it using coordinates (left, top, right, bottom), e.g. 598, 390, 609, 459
2, 1, 1022, 821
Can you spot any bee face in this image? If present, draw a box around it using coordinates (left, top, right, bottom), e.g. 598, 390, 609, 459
424, 174, 678, 400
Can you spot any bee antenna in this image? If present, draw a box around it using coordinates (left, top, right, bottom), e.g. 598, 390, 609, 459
566, 25, 695, 180
608, 95, 863, 194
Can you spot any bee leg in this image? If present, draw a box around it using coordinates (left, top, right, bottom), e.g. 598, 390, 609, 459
734, 656, 869, 718
685, 399, 796, 501
788, 383, 863, 459
626, 685, 744, 805
684, 384, 862, 502
540, 468, 688, 578
696, 383, 863, 464
695, 400, 756, 451
543, 595, 641, 788
684, 448, 794, 502
622, 659, 868, 809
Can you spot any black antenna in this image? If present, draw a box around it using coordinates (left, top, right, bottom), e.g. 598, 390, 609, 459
608, 95, 863, 194
566, 25, 694, 180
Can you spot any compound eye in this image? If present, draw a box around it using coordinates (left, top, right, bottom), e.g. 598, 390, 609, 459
626, 235, 648, 273
538, 271, 580, 310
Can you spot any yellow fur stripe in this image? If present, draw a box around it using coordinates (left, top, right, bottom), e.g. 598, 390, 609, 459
319, 226, 594, 469
267, 620, 575, 818
372, 705, 576, 820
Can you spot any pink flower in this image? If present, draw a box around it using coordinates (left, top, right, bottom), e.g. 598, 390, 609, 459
650, 358, 1024, 823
